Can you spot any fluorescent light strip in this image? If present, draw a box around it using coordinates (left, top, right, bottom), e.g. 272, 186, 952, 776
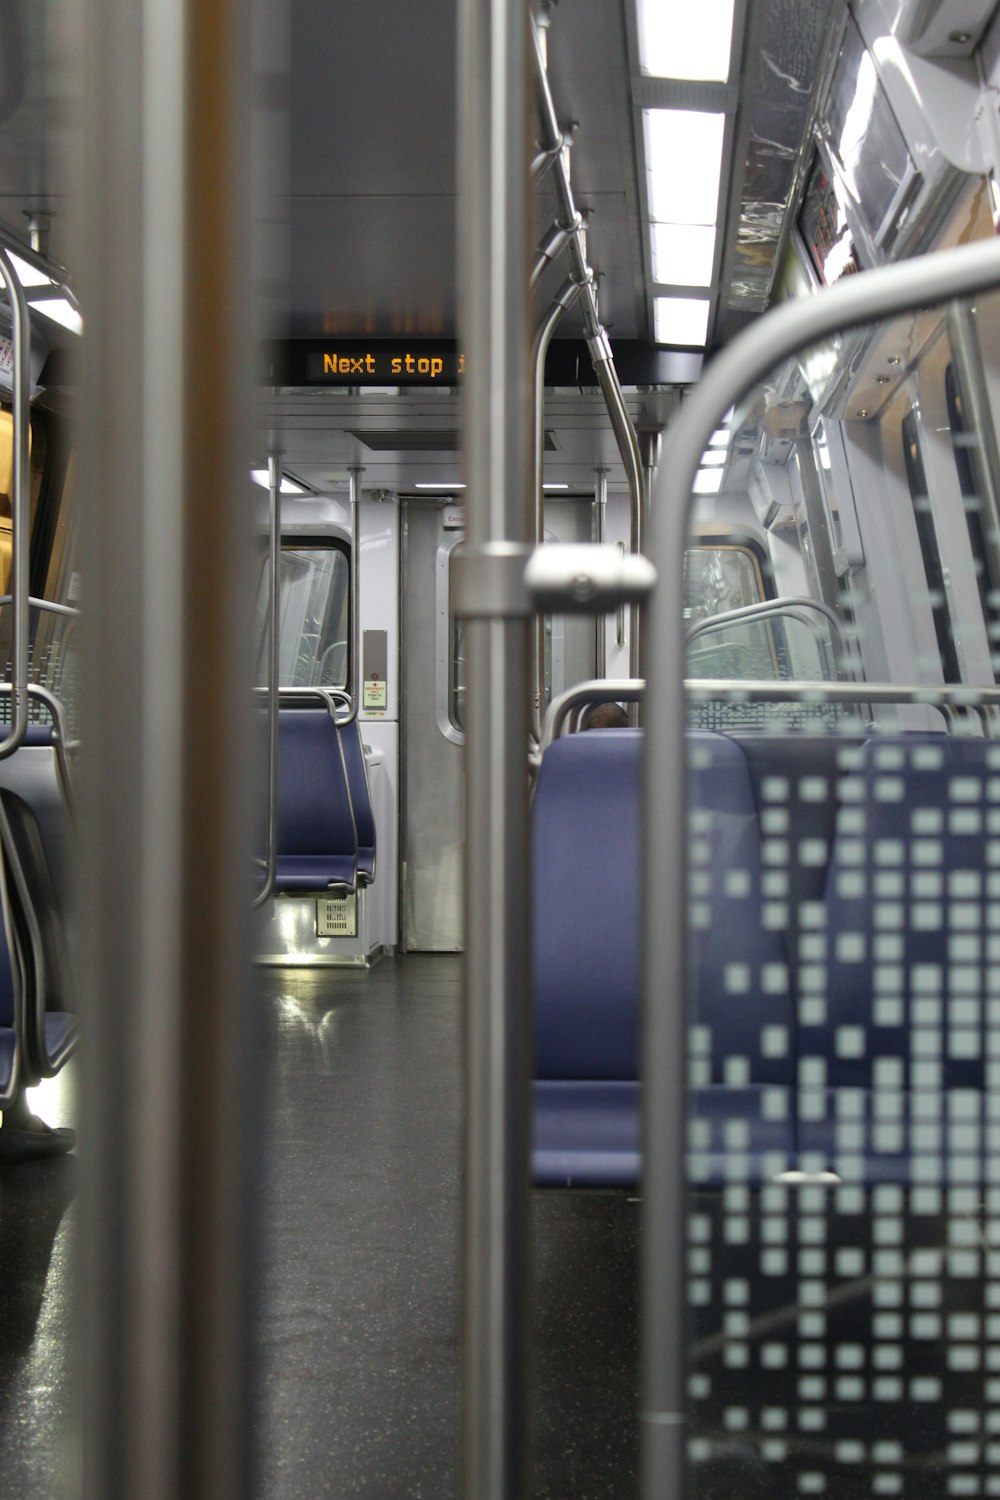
7, 251, 52, 289
643, 109, 725, 226
708, 429, 729, 447
651, 222, 717, 287
692, 469, 724, 494
654, 296, 711, 348
415, 483, 466, 490
699, 450, 726, 467
250, 469, 308, 496
28, 298, 82, 335
543, 484, 570, 491
636, 0, 735, 82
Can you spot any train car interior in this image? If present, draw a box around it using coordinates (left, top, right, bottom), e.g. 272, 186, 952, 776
10, 1, 1000, 1497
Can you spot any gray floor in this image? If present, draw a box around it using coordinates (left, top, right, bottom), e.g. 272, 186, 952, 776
259, 954, 640, 1500
0, 956, 639, 1500
1, 955, 994, 1496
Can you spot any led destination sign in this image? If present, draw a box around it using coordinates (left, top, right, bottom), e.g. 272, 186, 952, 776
305, 344, 463, 385
280, 339, 702, 388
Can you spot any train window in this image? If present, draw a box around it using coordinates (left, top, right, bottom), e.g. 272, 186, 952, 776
255, 540, 350, 689
683, 541, 767, 627
450, 615, 466, 733
901, 408, 962, 682
944, 361, 1000, 678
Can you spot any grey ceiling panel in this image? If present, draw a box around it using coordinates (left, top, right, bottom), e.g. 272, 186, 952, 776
287, 195, 457, 335
290, 0, 456, 197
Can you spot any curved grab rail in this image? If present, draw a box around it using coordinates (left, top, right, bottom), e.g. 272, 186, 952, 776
337, 466, 363, 728
687, 596, 848, 685
0, 250, 31, 762
0, 682, 76, 813
541, 673, 1000, 749
541, 677, 645, 747
531, 18, 645, 684
641, 232, 1000, 1500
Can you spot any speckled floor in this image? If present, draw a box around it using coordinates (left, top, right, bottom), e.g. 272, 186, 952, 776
4, 957, 997, 1497
0, 1068, 79, 1500
258, 954, 640, 1500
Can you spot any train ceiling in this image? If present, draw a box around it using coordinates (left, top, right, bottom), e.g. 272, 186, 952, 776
0, 0, 837, 363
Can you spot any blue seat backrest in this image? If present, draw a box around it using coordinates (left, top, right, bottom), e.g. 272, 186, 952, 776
686, 733, 792, 1086
0, 737, 73, 1069
821, 734, 1000, 1093
338, 718, 376, 881
277, 710, 357, 861
533, 729, 641, 1081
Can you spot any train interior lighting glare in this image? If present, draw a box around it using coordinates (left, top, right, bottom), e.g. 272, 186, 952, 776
692, 468, 724, 494
27, 297, 83, 335
699, 449, 726, 467
654, 295, 711, 347
635, 0, 735, 82
708, 428, 730, 447
7, 251, 53, 288
651, 222, 717, 287
543, 484, 570, 490
642, 110, 725, 226
250, 469, 308, 496
414, 482, 466, 490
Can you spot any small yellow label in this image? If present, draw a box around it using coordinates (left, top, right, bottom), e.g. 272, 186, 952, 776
363, 675, 387, 710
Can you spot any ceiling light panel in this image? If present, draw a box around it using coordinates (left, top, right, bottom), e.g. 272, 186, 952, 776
654, 296, 711, 347
643, 109, 726, 226
651, 223, 717, 287
636, 0, 736, 82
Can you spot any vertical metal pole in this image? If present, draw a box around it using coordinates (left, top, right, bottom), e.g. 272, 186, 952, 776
533, 280, 583, 739
594, 467, 608, 678
254, 450, 282, 909
947, 300, 1000, 601
338, 464, 364, 726
458, 0, 533, 1495
78, 0, 259, 1497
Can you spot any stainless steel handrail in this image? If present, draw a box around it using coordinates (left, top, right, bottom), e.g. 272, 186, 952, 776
643, 231, 1000, 1500
0, 249, 31, 761
543, 674, 1000, 748
686, 596, 849, 681
946, 299, 1000, 606
594, 468, 608, 679
459, 0, 533, 1491
253, 452, 282, 910
339, 465, 363, 727
541, 677, 645, 747
533, 277, 585, 738
0, 682, 76, 810
530, 18, 645, 684
0, 595, 82, 619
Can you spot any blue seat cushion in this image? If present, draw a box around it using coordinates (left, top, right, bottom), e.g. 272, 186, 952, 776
274, 854, 357, 892
533, 730, 642, 1081
0, 1028, 14, 1098
532, 1081, 640, 1189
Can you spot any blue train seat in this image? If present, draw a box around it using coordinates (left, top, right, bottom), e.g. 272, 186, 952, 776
802, 734, 1000, 1185
532, 724, 1000, 1191
531, 728, 642, 1187
0, 725, 79, 1103
530, 729, 795, 1188
274, 709, 359, 892
0, 787, 79, 1079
